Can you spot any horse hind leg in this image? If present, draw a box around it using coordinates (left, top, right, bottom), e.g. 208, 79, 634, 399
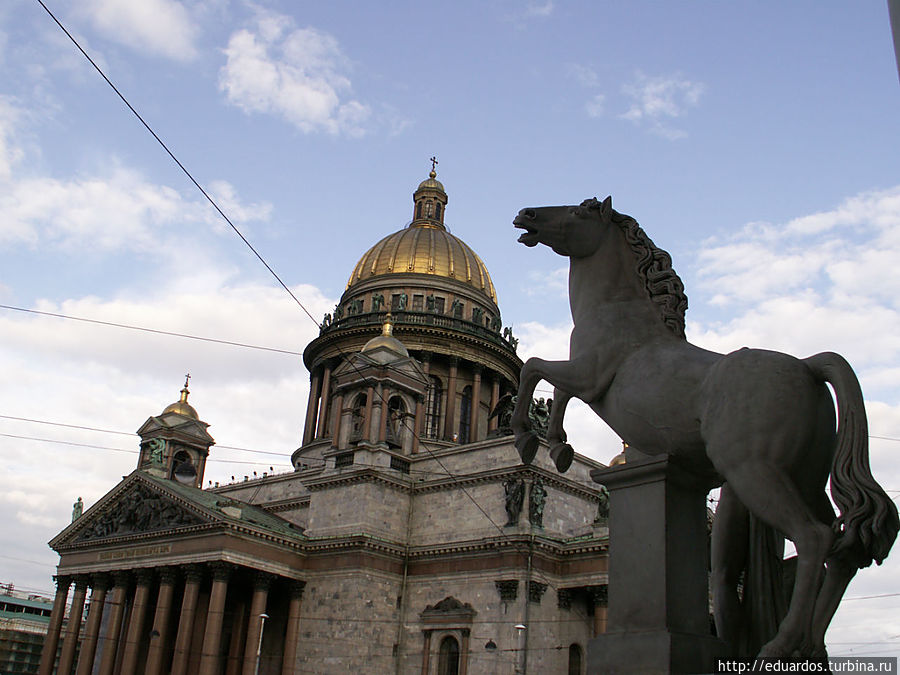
547, 390, 575, 472
710, 483, 749, 655
720, 458, 834, 657
809, 492, 864, 657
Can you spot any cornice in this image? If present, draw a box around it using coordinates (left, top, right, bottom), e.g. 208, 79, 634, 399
262, 496, 311, 513
302, 467, 414, 493
412, 463, 603, 501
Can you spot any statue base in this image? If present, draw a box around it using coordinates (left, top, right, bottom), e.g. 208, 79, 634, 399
589, 630, 725, 674
588, 454, 726, 674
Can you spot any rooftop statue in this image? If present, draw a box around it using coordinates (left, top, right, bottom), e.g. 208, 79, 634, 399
510, 196, 899, 658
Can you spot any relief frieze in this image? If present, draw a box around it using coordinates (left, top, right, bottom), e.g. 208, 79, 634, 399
76, 483, 205, 542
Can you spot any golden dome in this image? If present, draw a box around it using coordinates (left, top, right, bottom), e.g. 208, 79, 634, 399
609, 451, 627, 467
416, 171, 445, 193
162, 377, 199, 420
347, 225, 497, 302
362, 315, 409, 357
609, 440, 629, 466
346, 167, 497, 303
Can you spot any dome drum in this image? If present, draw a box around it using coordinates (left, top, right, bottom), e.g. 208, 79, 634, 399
320, 307, 509, 347
304, 316, 521, 386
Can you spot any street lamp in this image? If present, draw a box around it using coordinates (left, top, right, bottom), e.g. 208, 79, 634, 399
514, 624, 527, 675
254, 613, 269, 675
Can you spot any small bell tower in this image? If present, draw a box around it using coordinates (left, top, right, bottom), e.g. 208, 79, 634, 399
136, 375, 215, 488
411, 157, 448, 228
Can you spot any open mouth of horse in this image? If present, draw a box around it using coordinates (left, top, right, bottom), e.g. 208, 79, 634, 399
514, 219, 540, 247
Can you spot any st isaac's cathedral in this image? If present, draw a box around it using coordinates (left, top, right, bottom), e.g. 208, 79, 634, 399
39, 169, 610, 675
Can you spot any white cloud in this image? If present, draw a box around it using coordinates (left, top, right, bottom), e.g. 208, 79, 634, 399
81, 0, 198, 61
0, 96, 23, 182
524, 1, 555, 18
567, 64, 600, 89
688, 184, 900, 420
694, 186, 900, 313
620, 72, 705, 139
0, 167, 270, 251
219, 11, 370, 137
526, 266, 568, 298
585, 93, 605, 119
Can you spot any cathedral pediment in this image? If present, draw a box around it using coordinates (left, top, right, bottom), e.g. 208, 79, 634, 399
51, 473, 212, 549
50, 471, 305, 552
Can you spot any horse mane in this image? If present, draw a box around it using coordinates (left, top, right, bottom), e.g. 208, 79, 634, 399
583, 199, 688, 337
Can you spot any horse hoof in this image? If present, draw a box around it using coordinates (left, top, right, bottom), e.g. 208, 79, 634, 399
549, 443, 574, 472
515, 431, 540, 465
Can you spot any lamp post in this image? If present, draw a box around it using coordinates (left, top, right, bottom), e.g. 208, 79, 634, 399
254, 613, 269, 675
514, 624, 526, 675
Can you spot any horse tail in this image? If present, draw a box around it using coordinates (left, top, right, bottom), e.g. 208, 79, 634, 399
804, 352, 899, 567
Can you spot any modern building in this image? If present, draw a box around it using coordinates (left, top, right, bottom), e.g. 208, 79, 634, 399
1, 585, 55, 674
39, 169, 610, 675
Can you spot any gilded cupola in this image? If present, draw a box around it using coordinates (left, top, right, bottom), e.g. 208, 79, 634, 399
345, 166, 497, 305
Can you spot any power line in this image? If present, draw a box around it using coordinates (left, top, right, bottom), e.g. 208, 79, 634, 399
0, 432, 291, 468
0, 304, 302, 356
0, 413, 509, 480
842, 592, 900, 602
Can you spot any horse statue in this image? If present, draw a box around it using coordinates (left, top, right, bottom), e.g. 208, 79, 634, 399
510, 196, 898, 658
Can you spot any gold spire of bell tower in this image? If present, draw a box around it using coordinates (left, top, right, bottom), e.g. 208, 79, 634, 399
180, 373, 191, 403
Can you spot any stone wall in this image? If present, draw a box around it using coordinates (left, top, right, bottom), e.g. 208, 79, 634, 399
293, 568, 401, 674
305, 476, 411, 540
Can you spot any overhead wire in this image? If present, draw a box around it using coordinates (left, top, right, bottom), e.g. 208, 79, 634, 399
0, 304, 302, 356
0, 432, 292, 468
0, 414, 525, 480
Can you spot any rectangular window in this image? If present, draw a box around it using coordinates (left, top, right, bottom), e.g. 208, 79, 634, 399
412, 294, 424, 311
434, 297, 445, 314
335, 452, 354, 468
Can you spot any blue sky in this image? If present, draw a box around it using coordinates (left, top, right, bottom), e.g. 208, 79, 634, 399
1, 0, 899, 658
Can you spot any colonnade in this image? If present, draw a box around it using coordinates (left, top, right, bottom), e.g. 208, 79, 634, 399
301, 357, 504, 448
39, 563, 306, 675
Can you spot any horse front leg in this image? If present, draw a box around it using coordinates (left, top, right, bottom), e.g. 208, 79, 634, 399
511, 356, 601, 465
547, 390, 574, 472
510, 358, 545, 464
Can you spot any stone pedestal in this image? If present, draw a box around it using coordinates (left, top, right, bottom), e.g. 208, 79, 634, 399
588, 454, 725, 674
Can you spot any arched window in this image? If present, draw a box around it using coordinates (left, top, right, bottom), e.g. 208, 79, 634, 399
386, 396, 405, 448
437, 635, 460, 675
416, 201, 423, 219
425, 200, 434, 218
458, 386, 472, 444
424, 376, 442, 439
568, 643, 583, 675
170, 450, 196, 485
350, 393, 367, 441
435, 202, 442, 220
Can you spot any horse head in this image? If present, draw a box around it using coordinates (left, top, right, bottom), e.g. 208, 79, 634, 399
514, 195, 612, 257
